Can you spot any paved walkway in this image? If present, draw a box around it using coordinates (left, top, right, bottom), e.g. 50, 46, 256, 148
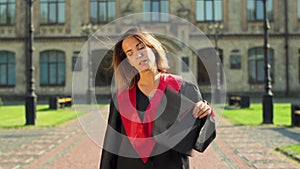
0, 106, 300, 169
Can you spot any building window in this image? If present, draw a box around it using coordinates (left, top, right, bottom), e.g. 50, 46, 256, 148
248, 47, 274, 84
143, 0, 169, 22
0, 0, 15, 25
40, 50, 65, 86
92, 49, 113, 86
247, 0, 273, 21
298, 49, 300, 83
298, 0, 300, 20
230, 49, 241, 69
90, 0, 116, 23
72, 56, 82, 72
181, 57, 189, 72
72, 51, 82, 71
197, 48, 214, 85
196, 0, 222, 22
230, 55, 241, 69
0, 51, 15, 86
40, 0, 66, 24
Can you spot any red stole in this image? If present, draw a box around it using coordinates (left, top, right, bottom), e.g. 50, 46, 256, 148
116, 74, 183, 163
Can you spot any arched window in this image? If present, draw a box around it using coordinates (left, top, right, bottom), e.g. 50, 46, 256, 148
40, 50, 65, 86
0, 51, 15, 86
248, 47, 274, 84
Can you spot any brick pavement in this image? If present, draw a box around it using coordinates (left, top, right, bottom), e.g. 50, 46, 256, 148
1, 106, 300, 169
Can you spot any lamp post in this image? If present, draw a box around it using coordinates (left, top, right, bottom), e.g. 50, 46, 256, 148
81, 23, 97, 104
262, 0, 273, 124
208, 22, 223, 104
25, 0, 37, 125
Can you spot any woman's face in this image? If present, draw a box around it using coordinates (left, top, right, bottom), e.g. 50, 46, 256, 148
122, 36, 156, 72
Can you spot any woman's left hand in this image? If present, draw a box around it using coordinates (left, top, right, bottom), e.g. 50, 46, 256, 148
193, 100, 212, 119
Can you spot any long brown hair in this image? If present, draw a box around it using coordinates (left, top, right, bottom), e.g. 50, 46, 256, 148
113, 27, 169, 90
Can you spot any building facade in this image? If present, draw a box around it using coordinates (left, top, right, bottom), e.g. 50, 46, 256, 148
0, 0, 299, 103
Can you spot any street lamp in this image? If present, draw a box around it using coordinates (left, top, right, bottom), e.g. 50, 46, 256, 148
81, 23, 97, 104
262, 0, 273, 124
25, 0, 37, 125
208, 22, 223, 104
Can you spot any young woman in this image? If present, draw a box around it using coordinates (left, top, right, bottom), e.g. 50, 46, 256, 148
99, 27, 214, 169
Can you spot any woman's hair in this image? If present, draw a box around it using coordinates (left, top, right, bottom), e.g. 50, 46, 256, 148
113, 27, 169, 89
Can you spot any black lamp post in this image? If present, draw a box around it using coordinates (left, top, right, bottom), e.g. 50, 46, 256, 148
262, 0, 273, 124
208, 22, 223, 104
25, 0, 37, 125
81, 23, 97, 104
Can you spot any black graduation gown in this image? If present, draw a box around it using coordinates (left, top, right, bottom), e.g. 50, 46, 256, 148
99, 81, 210, 169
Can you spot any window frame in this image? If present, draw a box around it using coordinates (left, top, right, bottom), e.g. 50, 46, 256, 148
0, 0, 15, 25
181, 56, 190, 72
195, 0, 223, 22
40, 50, 66, 86
247, 0, 273, 22
298, 49, 300, 83
298, 0, 300, 20
40, 0, 66, 25
89, 0, 116, 24
248, 47, 274, 84
142, 0, 169, 22
93, 49, 113, 87
0, 51, 15, 87
230, 55, 241, 69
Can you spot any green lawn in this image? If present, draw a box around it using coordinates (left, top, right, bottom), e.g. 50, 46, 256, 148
0, 105, 86, 128
277, 144, 300, 154
222, 103, 291, 126
276, 144, 300, 161
223, 103, 300, 162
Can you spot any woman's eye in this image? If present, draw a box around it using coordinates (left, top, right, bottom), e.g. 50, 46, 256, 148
137, 43, 145, 50
127, 51, 133, 57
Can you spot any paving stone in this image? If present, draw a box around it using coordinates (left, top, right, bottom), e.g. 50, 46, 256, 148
10, 150, 45, 156
254, 163, 298, 169
243, 154, 286, 162
236, 148, 270, 154
0, 157, 33, 164
0, 164, 21, 169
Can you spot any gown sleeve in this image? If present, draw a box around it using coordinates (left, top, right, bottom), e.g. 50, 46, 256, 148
153, 81, 215, 156
99, 98, 121, 169
180, 81, 216, 153
170, 81, 207, 155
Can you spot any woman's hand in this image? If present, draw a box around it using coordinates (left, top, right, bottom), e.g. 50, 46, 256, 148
193, 100, 212, 119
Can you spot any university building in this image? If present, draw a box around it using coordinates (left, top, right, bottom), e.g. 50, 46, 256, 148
0, 0, 300, 103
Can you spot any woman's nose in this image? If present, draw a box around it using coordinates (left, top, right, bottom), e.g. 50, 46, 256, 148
136, 51, 143, 58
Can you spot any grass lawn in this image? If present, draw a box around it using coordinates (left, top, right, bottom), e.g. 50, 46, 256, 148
276, 144, 300, 161
0, 104, 88, 128
223, 103, 300, 162
222, 103, 291, 126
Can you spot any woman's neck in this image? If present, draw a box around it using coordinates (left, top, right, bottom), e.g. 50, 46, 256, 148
138, 70, 160, 87
137, 70, 161, 97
